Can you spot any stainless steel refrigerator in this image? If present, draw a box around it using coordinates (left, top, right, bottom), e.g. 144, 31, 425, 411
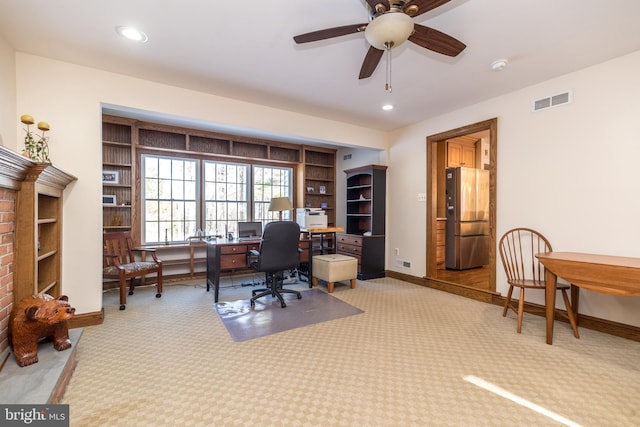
445, 167, 490, 270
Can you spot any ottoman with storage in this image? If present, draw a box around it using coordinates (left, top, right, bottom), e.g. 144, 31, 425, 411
312, 254, 358, 293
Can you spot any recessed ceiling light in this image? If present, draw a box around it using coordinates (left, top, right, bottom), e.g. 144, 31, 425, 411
116, 26, 148, 43
490, 59, 508, 71
382, 104, 394, 111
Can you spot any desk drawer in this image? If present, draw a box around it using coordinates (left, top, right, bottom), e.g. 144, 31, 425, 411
220, 253, 247, 269
221, 245, 247, 255
337, 233, 362, 246
336, 242, 362, 255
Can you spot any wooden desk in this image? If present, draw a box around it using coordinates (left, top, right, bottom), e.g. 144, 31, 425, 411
302, 227, 345, 255
536, 251, 640, 345
206, 237, 311, 302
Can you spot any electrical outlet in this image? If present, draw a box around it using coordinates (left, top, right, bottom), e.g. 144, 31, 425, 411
395, 248, 400, 256
417, 192, 426, 202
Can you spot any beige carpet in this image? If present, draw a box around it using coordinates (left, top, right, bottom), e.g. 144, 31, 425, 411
62, 277, 640, 426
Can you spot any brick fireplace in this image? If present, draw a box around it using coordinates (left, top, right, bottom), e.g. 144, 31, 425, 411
0, 187, 16, 353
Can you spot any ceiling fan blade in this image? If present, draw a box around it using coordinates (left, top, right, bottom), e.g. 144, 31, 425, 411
409, 24, 466, 56
293, 24, 367, 44
365, 0, 390, 13
359, 46, 384, 79
403, 0, 451, 17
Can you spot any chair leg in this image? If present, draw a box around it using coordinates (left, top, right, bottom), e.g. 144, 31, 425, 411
560, 289, 580, 339
119, 278, 127, 310
517, 288, 525, 334
503, 286, 514, 317
155, 269, 163, 298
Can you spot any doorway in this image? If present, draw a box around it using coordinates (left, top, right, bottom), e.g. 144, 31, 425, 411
425, 118, 497, 293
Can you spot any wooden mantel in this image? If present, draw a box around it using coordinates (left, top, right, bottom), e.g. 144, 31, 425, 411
0, 145, 76, 191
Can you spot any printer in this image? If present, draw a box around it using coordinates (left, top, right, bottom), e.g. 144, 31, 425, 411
296, 208, 327, 228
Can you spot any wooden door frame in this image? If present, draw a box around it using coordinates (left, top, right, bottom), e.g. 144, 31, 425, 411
425, 118, 498, 291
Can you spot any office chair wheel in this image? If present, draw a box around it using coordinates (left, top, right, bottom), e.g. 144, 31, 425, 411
280, 301, 287, 308
297, 294, 302, 299
250, 300, 255, 308
156, 293, 161, 298
119, 304, 126, 310
128, 290, 134, 295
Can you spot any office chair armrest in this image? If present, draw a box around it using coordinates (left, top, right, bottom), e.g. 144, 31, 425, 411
249, 249, 260, 256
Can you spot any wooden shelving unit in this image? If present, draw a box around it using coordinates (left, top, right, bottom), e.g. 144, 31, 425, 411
102, 118, 134, 234
14, 162, 76, 302
301, 146, 336, 227
338, 164, 387, 280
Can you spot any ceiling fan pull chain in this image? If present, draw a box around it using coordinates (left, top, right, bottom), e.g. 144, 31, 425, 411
385, 45, 392, 93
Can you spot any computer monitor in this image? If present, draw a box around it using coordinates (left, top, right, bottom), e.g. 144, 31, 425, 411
237, 221, 263, 238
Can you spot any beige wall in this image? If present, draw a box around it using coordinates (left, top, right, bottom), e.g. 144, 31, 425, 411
10, 43, 640, 328
14, 53, 389, 314
0, 36, 16, 148
387, 49, 640, 327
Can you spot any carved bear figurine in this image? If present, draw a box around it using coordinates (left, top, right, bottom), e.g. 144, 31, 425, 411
9, 294, 76, 367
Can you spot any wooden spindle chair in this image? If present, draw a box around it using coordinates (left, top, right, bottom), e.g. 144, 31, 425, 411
499, 227, 579, 338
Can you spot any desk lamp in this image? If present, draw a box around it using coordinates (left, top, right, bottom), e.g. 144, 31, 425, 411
269, 196, 292, 221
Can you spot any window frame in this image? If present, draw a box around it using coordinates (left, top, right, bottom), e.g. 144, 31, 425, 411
140, 153, 295, 244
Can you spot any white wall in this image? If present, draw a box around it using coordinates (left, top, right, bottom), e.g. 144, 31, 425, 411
387, 49, 640, 327
14, 53, 390, 314
0, 36, 16, 148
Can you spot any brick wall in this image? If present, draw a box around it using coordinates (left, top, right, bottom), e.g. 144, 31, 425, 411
0, 188, 16, 353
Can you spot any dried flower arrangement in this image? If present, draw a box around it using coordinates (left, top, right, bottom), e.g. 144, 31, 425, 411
21, 114, 51, 162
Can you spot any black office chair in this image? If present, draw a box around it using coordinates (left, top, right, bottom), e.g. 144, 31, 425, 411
248, 221, 303, 308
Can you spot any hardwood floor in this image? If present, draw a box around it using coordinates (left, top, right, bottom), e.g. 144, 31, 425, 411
434, 265, 491, 291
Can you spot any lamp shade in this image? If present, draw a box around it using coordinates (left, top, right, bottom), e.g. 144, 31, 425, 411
268, 197, 292, 212
365, 11, 414, 50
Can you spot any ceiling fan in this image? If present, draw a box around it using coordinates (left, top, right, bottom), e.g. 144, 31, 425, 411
293, 0, 466, 82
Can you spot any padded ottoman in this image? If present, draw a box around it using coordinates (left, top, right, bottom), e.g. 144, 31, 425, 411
312, 254, 358, 293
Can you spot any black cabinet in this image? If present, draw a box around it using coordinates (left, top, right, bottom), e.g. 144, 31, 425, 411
339, 165, 387, 279
345, 165, 387, 235
336, 233, 385, 280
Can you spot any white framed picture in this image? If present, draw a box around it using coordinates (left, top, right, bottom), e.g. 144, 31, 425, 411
102, 195, 117, 205
102, 170, 120, 184
319, 185, 326, 194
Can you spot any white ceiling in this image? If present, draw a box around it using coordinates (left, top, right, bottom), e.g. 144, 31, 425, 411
2, 0, 640, 134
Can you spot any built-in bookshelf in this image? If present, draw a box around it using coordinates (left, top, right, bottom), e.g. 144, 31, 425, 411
102, 119, 134, 233
302, 147, 336, 227
14, 160, 76, 302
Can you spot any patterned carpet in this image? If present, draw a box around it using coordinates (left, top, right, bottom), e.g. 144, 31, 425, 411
62, 276, 640, 426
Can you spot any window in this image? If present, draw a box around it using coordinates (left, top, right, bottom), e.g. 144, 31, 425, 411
143, 155, 198, 244
141, 156, 293, 244
203, 161, 249, 237
253, 165, 292, 222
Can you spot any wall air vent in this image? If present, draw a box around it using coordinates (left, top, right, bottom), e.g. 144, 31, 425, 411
532, 90, 572, 112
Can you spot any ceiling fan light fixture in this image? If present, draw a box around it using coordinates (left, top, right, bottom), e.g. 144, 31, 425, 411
364, 12, 414, 50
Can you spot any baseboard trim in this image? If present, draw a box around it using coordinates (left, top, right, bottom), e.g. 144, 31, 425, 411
386, 270, 496, 303
68, 308, 104, 328
385, 270, 640, 343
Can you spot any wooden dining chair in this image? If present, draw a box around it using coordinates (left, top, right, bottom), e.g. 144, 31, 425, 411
498, 227, 579, 338
103, 231, 163, 310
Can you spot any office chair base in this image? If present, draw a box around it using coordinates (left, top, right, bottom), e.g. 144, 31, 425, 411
250, 287, 301, 309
